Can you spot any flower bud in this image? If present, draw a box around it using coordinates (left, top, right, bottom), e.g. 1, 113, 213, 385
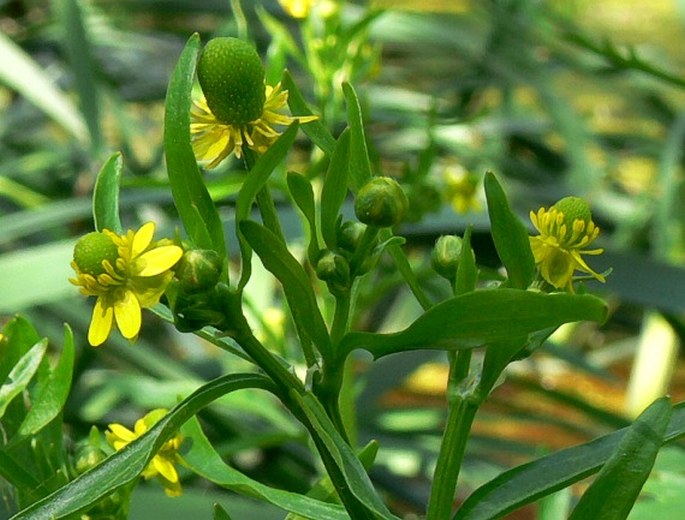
336, 221, 367, 254
73, 443, 107, 475
175, 249, 222, 293
72, 232, 119, 276
431, 235, 463, 280
354, 177, 409, 228
316, 251, 350, 288
197, 37, 266, 125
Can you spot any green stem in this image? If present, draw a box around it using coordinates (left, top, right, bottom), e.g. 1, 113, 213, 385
382, 230, 432, 311
426, 396, 479, 520
331, 291, 351, 347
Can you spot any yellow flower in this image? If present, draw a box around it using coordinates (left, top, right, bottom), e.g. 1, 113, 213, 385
278, 0, 313, 18
529, 197, 605, 292
106, 409, 184, 497
190, 82, 317, 169
444, 167, 481, 214
70, 222, 183, 346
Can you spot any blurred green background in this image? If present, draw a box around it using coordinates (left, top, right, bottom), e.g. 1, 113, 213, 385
1, 0, 684, 518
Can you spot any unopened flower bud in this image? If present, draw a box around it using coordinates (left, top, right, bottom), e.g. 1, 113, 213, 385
73, 443, 107, 475
336, 221, 367, 254
431, 235, 463, 280
316, 251, 350, 287
197, 37, 266, 125
72, 232, 119, 276
354, 177, 409, 228
175, 249, 222, 293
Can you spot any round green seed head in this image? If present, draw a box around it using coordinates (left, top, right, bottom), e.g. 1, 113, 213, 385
197, 37, 266, 125
553, 196, 592, 226
354, 177, 409, 228
73, 232, 119, 276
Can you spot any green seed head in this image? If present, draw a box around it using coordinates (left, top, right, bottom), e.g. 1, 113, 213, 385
197, 37, 266, 125
354, 177, 409, 228
73, 232, 119, 276
553, 196, 592, 228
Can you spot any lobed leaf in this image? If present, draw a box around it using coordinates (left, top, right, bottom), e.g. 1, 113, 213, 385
339, 290, 608, 360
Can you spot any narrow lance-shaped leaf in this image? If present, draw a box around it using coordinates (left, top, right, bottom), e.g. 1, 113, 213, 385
93, 152, 123, 233
292, 392, 399, 520
12, 373, 276, 520
339, 290, 607, 360
484, 172, 535, 289
17, 325, 75, 436
213, 504, 234, 520
182, 416, 349, 520
343, 82, 372, 192
240, 220, 332, 362
0, 340, 47, 420
164, 33, 227, 266
453, 400, 685, 520
282, 70, 335, 156
568, 397, 671, 520
287, 171, 321, 265
235, 123, 299, 289
321, 129, 351, 249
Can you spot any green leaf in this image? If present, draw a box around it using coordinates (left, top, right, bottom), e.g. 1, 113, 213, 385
53, 0, 102, 151
164, 33, 226, 264
0, 316, 41, 385
236, 123, 299, 289
453, 400, 685, 520
93, 152, 123, 233
484, 172, 535, 289
340, 290, 607, 360
213, 503, 234, 520
12, 373, 276, 520
342, 82, 372, 192
292, 392, 398, 520
240, 220, 332, 361
455, 226, 477, 295
321, 130, 351, 250
182, 416, 349, 520
0, 340, 47, 420
285, 441, 380, 520
17, 325, 75, 436
282, 70, 335, 156
568, 397, 672, 520
287, 171, 321, 264
0, 31, 87, 142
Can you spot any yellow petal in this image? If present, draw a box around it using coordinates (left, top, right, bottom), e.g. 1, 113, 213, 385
88, 298, 114, 346
136, 245, 183, 276
114, 290, 142, 340
107, 423, 137, 443
152, 455, 179, 483
132, 222, 155, 257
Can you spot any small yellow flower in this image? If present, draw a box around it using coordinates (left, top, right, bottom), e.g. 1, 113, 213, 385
444, 167, 481, 214
529, 197, 605, 292
70, 222, 183, 346
278, 0, 313, 18
106, 409, 184, 497
191, 82, 316, 168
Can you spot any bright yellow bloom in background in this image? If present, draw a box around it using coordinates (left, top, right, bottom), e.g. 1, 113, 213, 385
70, 222, 183, 346
106, 409, 185, 497
444, 167, 481, 214
529, 197, 605, 292
278, 0, 313, 18
190, 82, 317, 168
